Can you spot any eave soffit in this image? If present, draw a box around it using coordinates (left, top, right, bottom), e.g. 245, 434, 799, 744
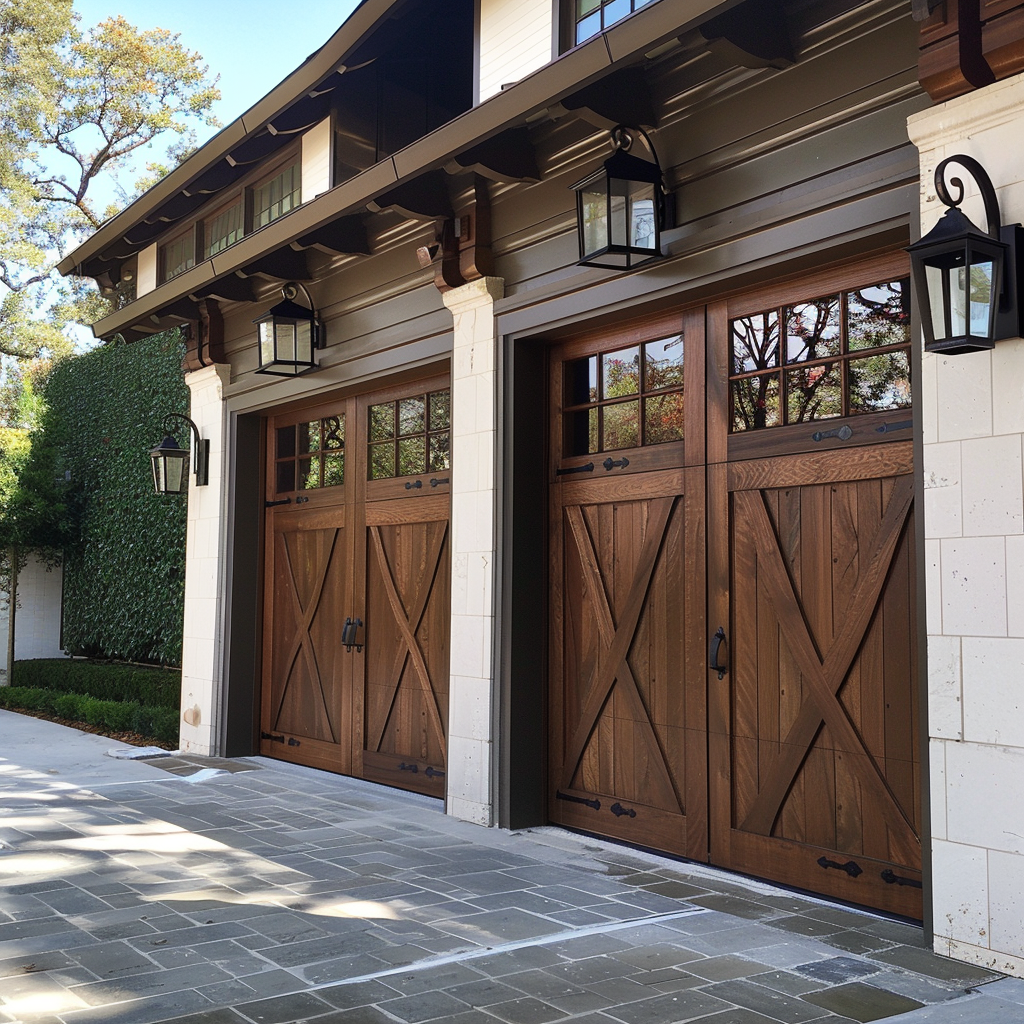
87, 0, 744, 340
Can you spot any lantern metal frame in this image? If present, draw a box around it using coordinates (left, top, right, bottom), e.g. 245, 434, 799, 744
907, 154, 1023, 355
570, 124, 672, 270
253, 281, 321, 377
149, 413, 209, 495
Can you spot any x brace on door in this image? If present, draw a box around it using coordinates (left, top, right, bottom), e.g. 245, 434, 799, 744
561, 498, 681, 812
735, 476, 917, 860
367, 524, 448, 755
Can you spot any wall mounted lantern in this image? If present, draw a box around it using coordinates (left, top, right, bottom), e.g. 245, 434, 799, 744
253, 282, 320, 376
150, 413, 209, 495
907, 154, 1023, 354
570, 125, 672, 270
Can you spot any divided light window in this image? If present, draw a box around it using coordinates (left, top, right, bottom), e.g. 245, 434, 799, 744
730, 278, 912, 432
253, 161, 301, 230
563, 335, 684, 455
368, 390, 450, 480
275, 414, 345, 493
204, 202, 243, 259
574, 0, 656, 45
158, 227, 195, 283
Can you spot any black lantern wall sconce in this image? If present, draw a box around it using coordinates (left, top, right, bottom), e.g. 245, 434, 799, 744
907, 154, 1023, 354
570, 125, 673, 270
150, 413, 209, 495
253, 281, 321, 377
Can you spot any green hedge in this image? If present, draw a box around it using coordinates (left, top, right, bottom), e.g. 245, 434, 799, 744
39, 332, 189, 664
0, 687, 179, 744
12, 658, 180, 710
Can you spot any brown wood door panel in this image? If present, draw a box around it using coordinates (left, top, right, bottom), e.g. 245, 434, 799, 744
550, 470, 707, 861
710, 455, 921, 917
358, 512, 450, 796
261, 515, 352, 771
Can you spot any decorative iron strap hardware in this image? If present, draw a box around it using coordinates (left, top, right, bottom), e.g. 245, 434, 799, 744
341, 617, 363, 652
875, 419, 913, 434
424, 766, 445, 778
817, 855, 863, 877
603, 456, 630, 471
556, 790, 601, 810
265, 498, 292, 508
287, 737, 300, 747
261, 731, 285, 743
812, 425, 853, 443
881, 869, 923, 888
295, 495, 309, 504
398, 762, 419, 773
610, 802, 636, 818
556, 462, 595, 476
430, 477, 449, 488
405, 480, 423, 490
709, 627, 728, 679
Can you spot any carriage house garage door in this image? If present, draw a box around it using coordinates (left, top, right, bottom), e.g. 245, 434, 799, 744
261, 374, 451, 798
549, 254, 922, 918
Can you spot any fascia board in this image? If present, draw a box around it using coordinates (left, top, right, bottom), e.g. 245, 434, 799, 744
87, 0, 732, 339
57, 0, 398, 277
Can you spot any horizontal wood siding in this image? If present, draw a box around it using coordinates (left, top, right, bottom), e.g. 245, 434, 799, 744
478, 0, 552, 101
137, 243, 158, 297
301, 118, 332, 202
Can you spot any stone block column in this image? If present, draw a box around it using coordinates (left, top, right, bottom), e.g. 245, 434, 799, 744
178, 364, 231, 755
442, 277, 504, 825
909, 74, 1024, 976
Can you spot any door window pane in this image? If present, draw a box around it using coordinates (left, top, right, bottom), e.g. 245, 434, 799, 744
275, 412, 345, 492
368, 389, 450, 479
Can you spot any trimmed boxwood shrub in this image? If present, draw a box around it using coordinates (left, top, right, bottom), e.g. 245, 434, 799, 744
12, 658, 180, 710
0, 687, 179, 744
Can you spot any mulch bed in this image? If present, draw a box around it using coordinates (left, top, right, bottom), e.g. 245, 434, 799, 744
7, 706, 177, 750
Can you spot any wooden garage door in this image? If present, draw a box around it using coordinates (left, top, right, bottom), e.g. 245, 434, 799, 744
548, 310, 708, 860
549, 253, 921, 917
261, 376, 450, 796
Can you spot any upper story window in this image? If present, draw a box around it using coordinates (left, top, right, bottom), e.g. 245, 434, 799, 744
158, 226, 195, 283
253, 161, 301, 230
574, 0, 656, 45
204, 201, 243, 259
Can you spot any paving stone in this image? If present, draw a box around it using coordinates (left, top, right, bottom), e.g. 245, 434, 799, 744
295, 953, 391, 985
233, 991, 335, 1023
746, 970, 827, 997
688, 895, 780, 921
801, 981, 924, 1021
819, 931, 896, 956
438, 909, 567, 945
686, 955, 774, 982
34, 888, 114, 917
59, 989, 215, 1024
604, 989, 733, 1024
767, 916, 847, 938
867, 969, 967, 1005
70, 940, 160, 980
697, 1010, 800, 1024
446, 976, 523, 1006
470, 946, 564, 977
609, 944, 705, 971
703, 979, 831, 1023
317, 979, 404, 1009
483, 996, 569, 1024
793, 956, 884, 985
378, 988, 472, 1022
641, 881, 711, 900
867, 946, 1001, 985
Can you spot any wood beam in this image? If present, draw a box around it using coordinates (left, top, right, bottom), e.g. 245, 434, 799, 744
294, 216, 372, 256
367, 170, 453, 220
553, 67, 656, 130
698, 0, 795, 70
445, 127, 540, 183
238, 247, 315, 281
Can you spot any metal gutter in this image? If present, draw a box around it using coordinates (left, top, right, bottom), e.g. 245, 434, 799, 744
81, 0, 733, 339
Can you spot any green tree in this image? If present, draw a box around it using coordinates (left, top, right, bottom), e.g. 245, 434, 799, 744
0, 0, 220, 360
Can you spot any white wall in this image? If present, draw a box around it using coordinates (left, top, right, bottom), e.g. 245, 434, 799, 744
478, 0, 552, 102
137, 243, 158, 297
301, 118, 332, 202
909, 72, 1024, 977
0, 554, 68, 665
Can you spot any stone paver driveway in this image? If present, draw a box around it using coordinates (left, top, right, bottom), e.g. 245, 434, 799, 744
2, 711, 1023, 1024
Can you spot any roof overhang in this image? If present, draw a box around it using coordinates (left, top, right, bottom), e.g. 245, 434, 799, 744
68, 0, 738, 340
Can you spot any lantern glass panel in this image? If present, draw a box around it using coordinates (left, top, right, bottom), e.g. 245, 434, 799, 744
632, 197, 656, 249
277, 322, 296, 363
581, 186, 607, 259
970, 260, 995, 336
295, 320, 312, 363
259, 320, 275, 365
925, 264, 949, 341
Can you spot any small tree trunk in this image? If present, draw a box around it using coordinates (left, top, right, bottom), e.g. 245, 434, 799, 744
4, 545, 16, 686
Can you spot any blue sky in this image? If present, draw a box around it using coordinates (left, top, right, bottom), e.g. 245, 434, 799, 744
73, 0, 362, 148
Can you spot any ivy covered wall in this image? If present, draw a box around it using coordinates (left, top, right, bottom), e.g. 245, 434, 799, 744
44, 333, 189, 665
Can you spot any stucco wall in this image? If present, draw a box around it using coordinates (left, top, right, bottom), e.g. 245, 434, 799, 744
0, 554, 67, 665
909, 72, 1024, 976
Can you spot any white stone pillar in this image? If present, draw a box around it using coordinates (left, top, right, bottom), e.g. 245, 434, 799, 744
442, 277, 504, 826
909, 74, 1024, 976
179, 364, 231, 755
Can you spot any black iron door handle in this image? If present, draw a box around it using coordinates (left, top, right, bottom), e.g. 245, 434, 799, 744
342, 617, 363, 652
709, 627, 727, 679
